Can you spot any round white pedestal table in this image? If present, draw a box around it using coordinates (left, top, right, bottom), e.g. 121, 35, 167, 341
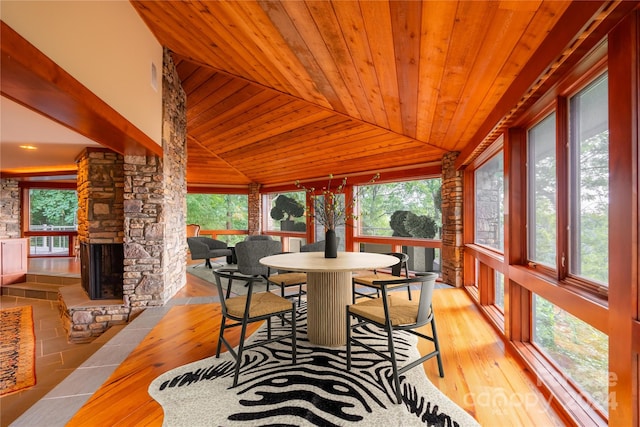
260, 252, 399, 347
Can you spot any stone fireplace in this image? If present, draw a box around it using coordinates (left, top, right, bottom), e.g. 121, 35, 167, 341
58, 148, 129, 343
57, 49, 187, 343
80, 242, 124, 299
76, 148, 125, 299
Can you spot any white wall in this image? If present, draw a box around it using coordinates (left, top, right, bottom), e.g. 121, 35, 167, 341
1, 1, 163, 146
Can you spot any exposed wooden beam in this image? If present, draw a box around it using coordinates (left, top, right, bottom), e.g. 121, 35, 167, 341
0, 21, 162, 160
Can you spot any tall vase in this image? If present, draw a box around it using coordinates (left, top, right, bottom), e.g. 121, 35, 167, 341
324, 229, 338, 258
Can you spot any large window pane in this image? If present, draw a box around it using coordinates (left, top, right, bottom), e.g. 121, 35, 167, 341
527, 113, 557, 267
29, 189, 78, 231
358, 179, 442, 238
569, 74, 608, 285
475, 153, 504, 251
265, 192, 306, 232
533, 295, 609, 412
186, 194, 248, 245
29, 236, 71, 256
494, 271, 504, 311
28, 189, 77, 256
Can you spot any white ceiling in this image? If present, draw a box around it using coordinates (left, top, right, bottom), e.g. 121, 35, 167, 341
0, 96, 101, 175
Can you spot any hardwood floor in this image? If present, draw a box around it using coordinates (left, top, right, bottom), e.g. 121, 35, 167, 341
421, 291, 566, 425
27, 256, 81, 275
63, 270, 565, 426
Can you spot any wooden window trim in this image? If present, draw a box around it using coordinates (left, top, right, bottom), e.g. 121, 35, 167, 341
509, 265, 608, 333
464, 243, 504, 273
472, 142, 505, 253
521, 75, 612, 299
512, 341, 607, 426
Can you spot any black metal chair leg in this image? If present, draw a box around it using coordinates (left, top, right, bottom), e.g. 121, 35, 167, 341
291, 310, 297, 364
216, 320, 226, 357
233, 319, 250, 387
226, 276, 233, 299
346, 308, 352, 370
431, 316, 444, 377
386, 327, 402, 403
267, 317, 272, 340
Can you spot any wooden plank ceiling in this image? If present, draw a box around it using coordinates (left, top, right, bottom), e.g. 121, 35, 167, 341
131, 0, 573, 187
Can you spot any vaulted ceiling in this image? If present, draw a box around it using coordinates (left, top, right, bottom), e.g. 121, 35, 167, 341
131, 0, 599, 187
2, 1, 624, 188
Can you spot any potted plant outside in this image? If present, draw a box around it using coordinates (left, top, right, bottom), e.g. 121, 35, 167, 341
389, 210, 439, 272
270, 195, 305, 231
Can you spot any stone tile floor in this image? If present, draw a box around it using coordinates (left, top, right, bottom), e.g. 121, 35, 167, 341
0, 257, 126, 427
0, 294, 125, 427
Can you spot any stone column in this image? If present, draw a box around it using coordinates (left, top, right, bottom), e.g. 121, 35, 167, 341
0, 179, 20, 238
67, 148, 126, 342
123, 154, 163, 310
441, 152, 464, 287
76, 148, 124, 245
60, 48, 187, 342
160, 47, 187, 301
122, 47, 187, 309
248, 182, 261, 235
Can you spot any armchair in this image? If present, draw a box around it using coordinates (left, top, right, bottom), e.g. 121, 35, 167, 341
187, 237, 233, 268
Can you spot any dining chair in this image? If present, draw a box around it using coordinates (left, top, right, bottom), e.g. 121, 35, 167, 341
299, 238, 340, 253
346, 272, 443, 403
266, 264, 307, 308
352, 252, 411, 302
266, 240, 332, 306
244, 235, 273, 241
299, 240, 326, 252
213, 269, 297, 387
217, 239, 282, 298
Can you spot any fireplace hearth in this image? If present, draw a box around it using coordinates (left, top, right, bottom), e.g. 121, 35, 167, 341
80, 242, 124, 300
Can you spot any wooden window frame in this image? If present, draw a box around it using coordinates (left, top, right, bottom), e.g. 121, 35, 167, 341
20, 182, 78, 258
464, 39, 618, 425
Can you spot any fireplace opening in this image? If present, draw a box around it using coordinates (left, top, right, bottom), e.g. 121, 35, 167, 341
80, 242, 124, 300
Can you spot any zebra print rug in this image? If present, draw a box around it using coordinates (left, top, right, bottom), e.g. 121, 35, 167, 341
148, 302, 479, 427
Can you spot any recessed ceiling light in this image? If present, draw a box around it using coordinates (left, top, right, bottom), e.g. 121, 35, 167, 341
19, 145, 38, 150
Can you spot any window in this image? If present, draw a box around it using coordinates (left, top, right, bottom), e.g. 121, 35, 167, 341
475, 153, 504, 251
356, 179, 442, 273
28, 189, 77, 255
265, 192, 306, 232
528, 113, 557, 268
568, 73, 608, 286
186, 194, 248, 245
314, 193, 345, 251
358, 179, 442, 238
29, 189, 78, 231
494, 271, 504, 311
533, 294, 609, 412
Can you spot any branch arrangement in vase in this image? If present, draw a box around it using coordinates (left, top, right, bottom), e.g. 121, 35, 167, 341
295, 173, 379, 230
